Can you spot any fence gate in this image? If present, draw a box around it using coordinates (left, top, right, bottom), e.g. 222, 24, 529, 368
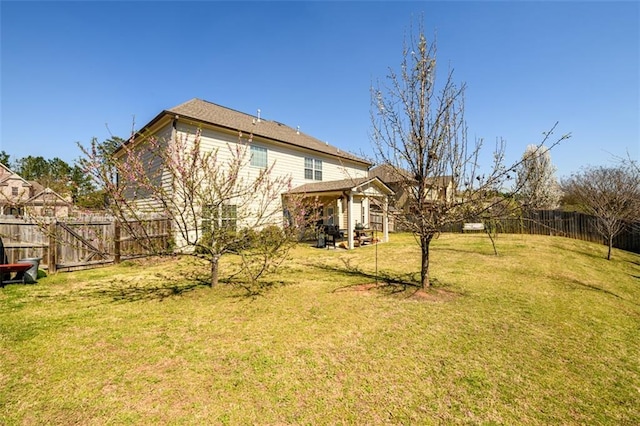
51, 221, 115, 271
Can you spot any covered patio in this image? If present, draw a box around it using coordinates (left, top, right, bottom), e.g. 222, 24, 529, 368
286, 177, 394, 249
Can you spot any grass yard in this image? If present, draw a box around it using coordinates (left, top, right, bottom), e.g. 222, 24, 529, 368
1, 233, 639, 424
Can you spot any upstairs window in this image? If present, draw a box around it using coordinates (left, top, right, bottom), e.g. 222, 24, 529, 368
304, 157, 322, 181
250, 145, 268, 168
11, 187, 18, 196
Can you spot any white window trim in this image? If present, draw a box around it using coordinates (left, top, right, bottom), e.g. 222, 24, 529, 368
250, 145, 268, 168
304, 157, 323, 181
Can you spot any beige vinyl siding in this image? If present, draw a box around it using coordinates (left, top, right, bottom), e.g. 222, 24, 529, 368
261, 140, 367, 187
352, 198, 363, 229
119, 124, 172, 214
128, 121, 369, 237
179, 124, 370, 229
185, 124, 240, 165
176, 123, 368, 188
174, 124, 280, 231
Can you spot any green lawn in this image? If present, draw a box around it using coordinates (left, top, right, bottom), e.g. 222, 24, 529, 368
1, 233, 639, 424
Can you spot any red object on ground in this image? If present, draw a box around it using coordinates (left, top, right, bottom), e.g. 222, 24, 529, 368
0, 263, 31, 273
0, 263, 32, 287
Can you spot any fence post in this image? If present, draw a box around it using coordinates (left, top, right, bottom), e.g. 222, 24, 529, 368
113, 220, 121, 264
48, 220, 57, 274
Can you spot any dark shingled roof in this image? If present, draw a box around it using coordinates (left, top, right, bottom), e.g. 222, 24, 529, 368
368, 163, 410, 183
165, 98, 369, 166
369, 163, 454, 187
288, 177, 371, 194
288, 177, 393, 195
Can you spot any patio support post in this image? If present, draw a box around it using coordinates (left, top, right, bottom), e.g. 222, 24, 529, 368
383, 196, 389, 243
347, 192, 354, 249
366, 197, 371, 228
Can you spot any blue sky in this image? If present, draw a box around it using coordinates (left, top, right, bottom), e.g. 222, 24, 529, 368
1, 1, 638, 178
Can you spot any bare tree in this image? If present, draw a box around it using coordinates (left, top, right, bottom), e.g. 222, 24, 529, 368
562, 163, 640, 260
516, 144, 562, 210
80, 128, 307, 288
370, 22, 569, 289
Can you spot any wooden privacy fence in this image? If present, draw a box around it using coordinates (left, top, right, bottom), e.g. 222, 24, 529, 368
441, 210, 640, 254
0, 218, 172, 273
369, 212, 384, 232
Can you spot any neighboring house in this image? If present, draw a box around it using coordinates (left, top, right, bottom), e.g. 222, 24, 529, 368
0, 164, 71, 218
369, 163, 454, 206
119, 98, 393, 249
368, 163, 454, 231
0, 164, 32, 216
25, 181, 72, 218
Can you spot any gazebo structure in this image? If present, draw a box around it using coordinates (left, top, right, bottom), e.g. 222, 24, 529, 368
287, 176, 394, 249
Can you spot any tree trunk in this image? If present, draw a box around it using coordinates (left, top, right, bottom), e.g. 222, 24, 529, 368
607, 235, 613, 261
485, 223, 499, 256
420, 234, 432, 289
210, 255, 220, 287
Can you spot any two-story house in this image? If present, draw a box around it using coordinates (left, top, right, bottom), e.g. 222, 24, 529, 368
118, 98, 393, 249
0, 164, 71, 217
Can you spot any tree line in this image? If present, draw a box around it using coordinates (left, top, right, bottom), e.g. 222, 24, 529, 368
0, 137, 123, 210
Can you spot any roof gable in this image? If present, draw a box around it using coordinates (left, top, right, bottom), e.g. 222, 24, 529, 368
369, 163, 410, 183
25, 187, 70, 205
0, 163, 32, 187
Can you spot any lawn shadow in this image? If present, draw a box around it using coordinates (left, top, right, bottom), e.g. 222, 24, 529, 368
560, 276, 639, 307
28, 277, 207, 305
88, 275, 207, 303
435, 246, 496, 256
92, 269, 295, 302
627, 259, 640, 280
307, 260, 461, 301
308, 261, 419, 290
221, 276, 292, 299
549, 241, 610, 262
